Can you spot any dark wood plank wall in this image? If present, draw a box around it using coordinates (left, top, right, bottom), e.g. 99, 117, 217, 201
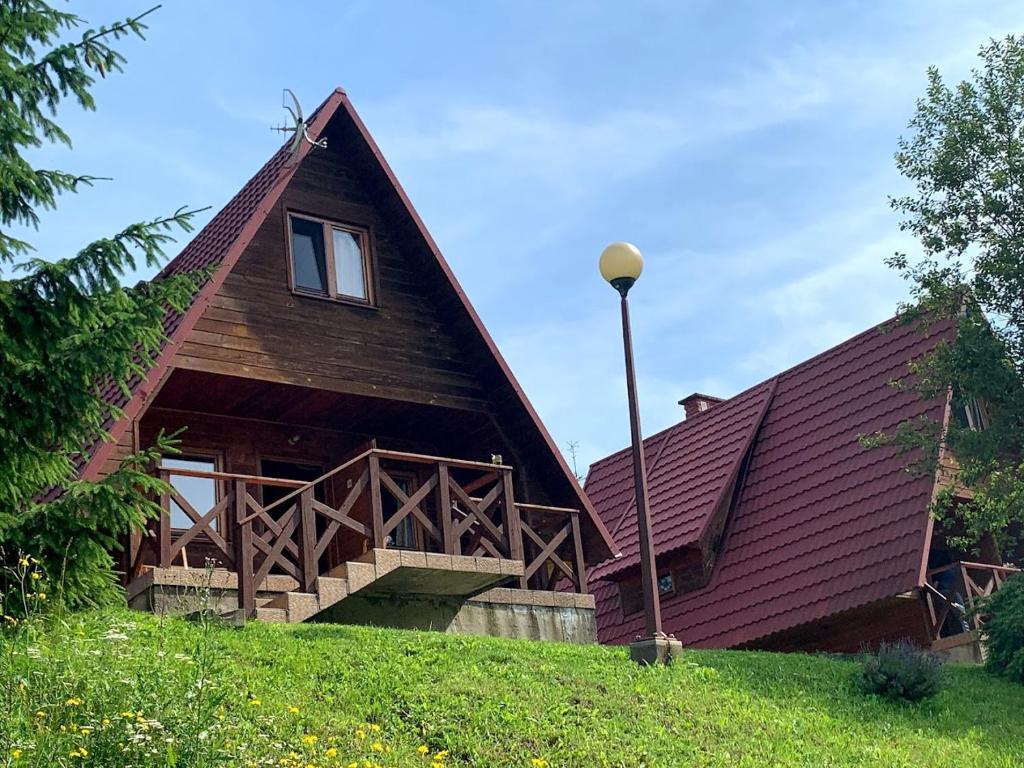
176, 144, 489, 413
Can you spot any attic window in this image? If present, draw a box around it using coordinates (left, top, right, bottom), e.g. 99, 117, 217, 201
288, 213, 373, 304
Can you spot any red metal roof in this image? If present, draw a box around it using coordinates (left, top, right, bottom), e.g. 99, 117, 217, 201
75, 88, 619, 561
585, 318, 950, 647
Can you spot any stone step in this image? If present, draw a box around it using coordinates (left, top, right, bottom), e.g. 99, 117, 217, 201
255, 607, 288, 623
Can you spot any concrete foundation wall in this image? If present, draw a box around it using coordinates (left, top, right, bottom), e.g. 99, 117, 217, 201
127, 570, 597, 644
320, 592, 596, 644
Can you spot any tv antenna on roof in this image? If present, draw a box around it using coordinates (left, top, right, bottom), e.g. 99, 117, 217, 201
272, 89, 327, 162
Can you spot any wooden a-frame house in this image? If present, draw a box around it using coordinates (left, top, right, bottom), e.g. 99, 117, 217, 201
80, 88, 618, 641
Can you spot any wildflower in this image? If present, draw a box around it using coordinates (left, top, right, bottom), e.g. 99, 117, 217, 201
531, 760, 549, 768
31, 572, 41, 581
355, 729, 366, 740
34, 711, 46, 718
19, 556, 29, 567
10, 748, 23, 760
369, 724, 381, 733
370, 742, 383, 752
36, 593, 46, 601
431, 763, 444, 768
417, 746, 429, 755
248, 698, 262, 707
289, 706, 301, 715
122, 711, 136, 718
302, 735, 318, 746
433, 751, 449, 760
325, 747, 338, 758
66, 697, 82, 706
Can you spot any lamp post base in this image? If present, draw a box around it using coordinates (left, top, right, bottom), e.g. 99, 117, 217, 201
629, 633, 684, 666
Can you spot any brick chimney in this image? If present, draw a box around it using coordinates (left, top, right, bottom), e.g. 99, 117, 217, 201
679, 392, 723, 419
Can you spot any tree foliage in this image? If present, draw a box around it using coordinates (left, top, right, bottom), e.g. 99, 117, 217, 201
885, 35, 1024, 555
0, 2, 203, 605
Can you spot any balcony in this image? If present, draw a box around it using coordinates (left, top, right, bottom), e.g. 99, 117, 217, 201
127, 449, 589, 622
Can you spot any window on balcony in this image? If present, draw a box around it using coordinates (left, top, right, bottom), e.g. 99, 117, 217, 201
288, 213, 373, 304
162, 455, 220, 531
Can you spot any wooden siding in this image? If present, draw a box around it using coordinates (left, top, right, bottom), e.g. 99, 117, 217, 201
176, 140, 488, 413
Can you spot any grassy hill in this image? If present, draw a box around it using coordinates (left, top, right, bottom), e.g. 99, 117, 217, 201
2, 608, 1023, 767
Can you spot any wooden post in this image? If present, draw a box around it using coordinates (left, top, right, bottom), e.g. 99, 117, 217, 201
569, 510, 588, 594
158, 470, 172, 568
233, 479, 255, 619
367, 453, 386, 549
501, 470, 527, 589
299, 486, 317, 592
438, 462, 455, 555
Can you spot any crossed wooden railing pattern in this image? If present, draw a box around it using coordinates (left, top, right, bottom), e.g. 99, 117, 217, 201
923, 560, 1021, 639
134, 449, 588, 618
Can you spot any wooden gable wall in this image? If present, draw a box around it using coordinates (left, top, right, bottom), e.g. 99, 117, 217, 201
164, 113, 566, 507
174, 136, 487, 413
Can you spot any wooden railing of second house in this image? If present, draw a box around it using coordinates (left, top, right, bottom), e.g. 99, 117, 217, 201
131, 449, 588, 618
923, 560, 1021, 638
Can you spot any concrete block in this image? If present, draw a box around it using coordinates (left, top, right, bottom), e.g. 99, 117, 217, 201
399, 550, 427, 568
255, 607, 288, 623
316, 577, 349, 608
449, 554, 477, 572
424, 553, 453, 571
551, 591, 576, 609
473, 556, 501, 575
372, 548, 402, 578
629, 636, 684, 666
346, 562, 376, 593
573, 593, 596, 610
499, 558, 524, 576
286, 592, 321, 623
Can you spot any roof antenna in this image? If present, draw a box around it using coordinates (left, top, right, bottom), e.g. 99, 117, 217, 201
272, 88, 327, 162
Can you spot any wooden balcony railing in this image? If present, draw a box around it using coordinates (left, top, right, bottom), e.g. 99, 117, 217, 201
923, 560, 1021, 639
130, 449, 588, 617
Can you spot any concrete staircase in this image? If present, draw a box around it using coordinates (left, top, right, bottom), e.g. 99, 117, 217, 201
250, 548, 522, 624
256, 575, 349, 623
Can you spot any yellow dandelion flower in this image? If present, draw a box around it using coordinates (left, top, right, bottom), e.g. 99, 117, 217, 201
248, 699, 262, 707
31, 572, 41, 581
121, 711, 135, 719
302, 735, 318, 746
101, 718, 110, 726
433, 751, 449, 760
34, 711, 46, 718
347, 763, 358, 768
36, 593, 46, 601
417, 745, 429, 754
370, 742, 383, 752
431, 762, 444, 768
369, 724, 381, 733
325, 747, 338, 758
66, 697, 82, 706
530, 760, 549, 768
355, 729, 366, 740
10, 749, 23, 760
18, 556, 29, 567
289, 706, 301, 715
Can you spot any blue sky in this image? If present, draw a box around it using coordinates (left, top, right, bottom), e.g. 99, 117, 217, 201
24, 0, 1024, 474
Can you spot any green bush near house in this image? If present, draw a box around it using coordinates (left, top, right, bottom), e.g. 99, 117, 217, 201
2, 608, 1024, 768
984, 572, 1024, 684
858, 640, 945, 702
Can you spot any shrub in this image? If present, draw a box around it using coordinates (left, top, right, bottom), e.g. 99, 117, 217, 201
859, 640, 944, 702
984, 572, 1024, 683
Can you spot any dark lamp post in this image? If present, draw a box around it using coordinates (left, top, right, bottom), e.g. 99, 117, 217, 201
599, 242, 682, 665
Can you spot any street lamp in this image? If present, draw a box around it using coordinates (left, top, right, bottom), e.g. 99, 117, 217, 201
599, 242, 682, 665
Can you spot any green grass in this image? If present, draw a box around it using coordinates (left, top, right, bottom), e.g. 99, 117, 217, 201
2, 608, 1023, 767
